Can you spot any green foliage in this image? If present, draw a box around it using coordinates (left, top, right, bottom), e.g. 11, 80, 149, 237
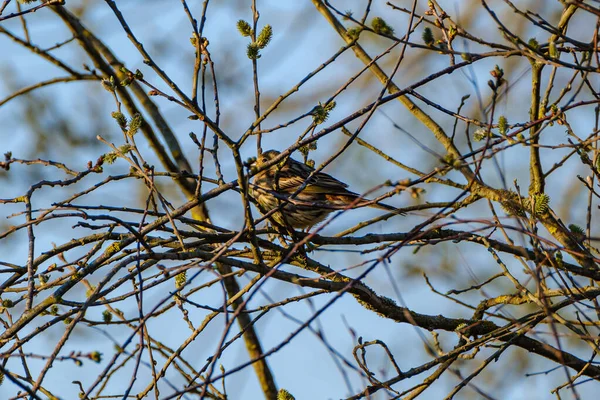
237, 20, 253, 37
371, 17, 394, 36
422, 27, 434, 46
239, 21, 272, 59
312, 101, 336, 124
499, 191, 549, 217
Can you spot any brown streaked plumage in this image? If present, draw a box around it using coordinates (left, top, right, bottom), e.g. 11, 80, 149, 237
249, 150, 404, 229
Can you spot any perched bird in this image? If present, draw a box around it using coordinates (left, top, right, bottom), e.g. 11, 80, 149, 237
249, 149, 404, 229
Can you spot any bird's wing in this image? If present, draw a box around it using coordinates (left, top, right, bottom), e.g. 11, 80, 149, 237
275, 160, 353, 195
304, 172, 350, 192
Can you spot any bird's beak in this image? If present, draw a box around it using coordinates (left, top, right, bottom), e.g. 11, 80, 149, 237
244, 156, 257, 168
244, 156, 258, 173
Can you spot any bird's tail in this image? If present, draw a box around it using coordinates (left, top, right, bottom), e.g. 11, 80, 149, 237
368, 201, 406, 216
328, 193, 406, 215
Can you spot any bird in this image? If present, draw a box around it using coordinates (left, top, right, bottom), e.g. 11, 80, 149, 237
249, 149, 404, 229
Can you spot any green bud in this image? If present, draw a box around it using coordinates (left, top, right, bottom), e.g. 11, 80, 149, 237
1, 299, 14, 308
103, 152, 118, 164
371, 17, 394, 36
119, 77, 133, 87
422, 27, 434, 46
247, 43, 261, 60
256, 25, 273, 49
528, 37, 539, 50
530, 193, 549, 215
128, 114, 142, 137
102, 310, 112, 323
498, 116, 508, 136
448, 25, 457, 41
311, 101, 336, 124
277, 389, 296, 400
473, 128, 489, 142
175, 271, 187, 289
491, 65, 504, 80
101, 78, 115, 92
569, 224, 585, 236
237, 20, 253, 37
90, 351, 102, 363
347, 27, 363, 40
111, 111, 127, 129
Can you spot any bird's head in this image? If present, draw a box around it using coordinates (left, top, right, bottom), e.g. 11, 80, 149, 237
245, 149, 282, 172
256, 150, 281, 166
